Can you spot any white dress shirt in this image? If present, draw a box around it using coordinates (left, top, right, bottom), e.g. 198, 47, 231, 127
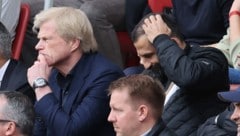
164, 82, 179, 105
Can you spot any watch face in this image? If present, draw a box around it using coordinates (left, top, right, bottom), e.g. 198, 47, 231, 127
34, 78, 48, 88
36, 78, 46, 86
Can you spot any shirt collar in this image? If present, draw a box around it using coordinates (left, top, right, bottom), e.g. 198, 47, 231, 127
56, 56, 82, 90
0, 60, 10, 86
141, 128, 152, 136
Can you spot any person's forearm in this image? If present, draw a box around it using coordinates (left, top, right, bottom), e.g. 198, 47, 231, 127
229, 1, 240, 44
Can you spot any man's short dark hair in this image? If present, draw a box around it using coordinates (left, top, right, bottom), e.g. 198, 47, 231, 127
131, 11, 184, 43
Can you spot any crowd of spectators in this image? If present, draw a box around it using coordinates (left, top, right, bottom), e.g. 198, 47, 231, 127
1, 0, 240, 135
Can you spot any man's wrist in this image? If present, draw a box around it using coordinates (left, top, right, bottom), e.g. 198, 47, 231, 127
32, 78, 48, 90
229, 10, 240, 18
152, 34, 169, 45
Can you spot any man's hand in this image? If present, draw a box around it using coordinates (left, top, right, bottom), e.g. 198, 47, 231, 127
27, 54, 52, 87
142, 14, 171, 43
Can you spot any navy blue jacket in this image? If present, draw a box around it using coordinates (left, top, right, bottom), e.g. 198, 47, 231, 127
33, 53, 124, 136
172, 0, 233, 45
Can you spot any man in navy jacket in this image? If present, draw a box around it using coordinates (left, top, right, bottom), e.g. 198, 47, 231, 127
27, 7, 123, 136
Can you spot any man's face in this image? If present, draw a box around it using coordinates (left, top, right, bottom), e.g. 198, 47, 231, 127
231, 103, 240, 134
134, 35, 159, 69
108, 88, 140, 136
35, 20, 75, 66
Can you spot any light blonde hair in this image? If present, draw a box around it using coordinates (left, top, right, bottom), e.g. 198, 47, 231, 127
33, 7, 98, 53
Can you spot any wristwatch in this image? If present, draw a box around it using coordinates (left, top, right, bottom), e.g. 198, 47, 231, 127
32, 78, 48, 90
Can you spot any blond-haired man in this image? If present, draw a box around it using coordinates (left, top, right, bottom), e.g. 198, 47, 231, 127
27, 7, 123, 136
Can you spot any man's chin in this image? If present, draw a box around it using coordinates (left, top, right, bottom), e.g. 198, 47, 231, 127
142, 63, 168, 86
116, 133, 123, 136
142, 63, 163, 78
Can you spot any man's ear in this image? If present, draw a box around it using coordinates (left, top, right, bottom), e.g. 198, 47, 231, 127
138, 105, 149, 122
70, 38, 80, 52
5, 122, 16, 136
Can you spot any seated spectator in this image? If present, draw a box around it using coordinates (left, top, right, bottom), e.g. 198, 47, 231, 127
0, 22, 35, 103
21, 0, 124, 68
131, 12, 229, 135
108, 74, 176, 136
218, 88, 240, 136
1, 0, 20, 41
0, 91, 35, 136
27, 7, 123, 135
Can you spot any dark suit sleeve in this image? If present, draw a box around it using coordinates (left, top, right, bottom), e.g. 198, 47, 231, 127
34, 69, 122, 136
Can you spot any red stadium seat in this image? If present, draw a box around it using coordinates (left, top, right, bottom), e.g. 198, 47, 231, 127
148, 0, 172, 13
117, 32, 139, 68
12, 3, 30, 60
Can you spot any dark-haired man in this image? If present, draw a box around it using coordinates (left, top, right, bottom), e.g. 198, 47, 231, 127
131, 12, 230, 135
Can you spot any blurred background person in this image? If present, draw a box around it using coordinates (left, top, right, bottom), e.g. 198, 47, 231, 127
1, 0, 20, 41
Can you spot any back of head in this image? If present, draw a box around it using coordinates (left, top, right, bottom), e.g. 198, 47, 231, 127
33, 7, 98, 53
108, 74, 165, 119
0, 22, 12, 60
0, 91, 35, 136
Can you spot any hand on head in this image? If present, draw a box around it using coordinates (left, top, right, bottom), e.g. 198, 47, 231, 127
142, 14, 171, 43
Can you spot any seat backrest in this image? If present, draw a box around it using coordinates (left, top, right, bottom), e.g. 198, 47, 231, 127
148, 0, 172, 13
12, 3, 30, 60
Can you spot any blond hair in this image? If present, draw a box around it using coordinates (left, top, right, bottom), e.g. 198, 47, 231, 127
33, 7, 98, 53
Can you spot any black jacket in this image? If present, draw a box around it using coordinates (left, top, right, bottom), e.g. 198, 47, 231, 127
197, 104, 237, 136
153, 35, 230, 136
